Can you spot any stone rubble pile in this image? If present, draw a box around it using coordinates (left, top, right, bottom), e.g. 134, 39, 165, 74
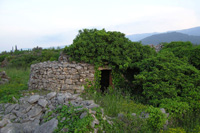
0, 71, 9, 85
0, 92, 101, 133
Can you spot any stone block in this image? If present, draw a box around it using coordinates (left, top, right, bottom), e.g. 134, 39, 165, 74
65, 79, 73, 84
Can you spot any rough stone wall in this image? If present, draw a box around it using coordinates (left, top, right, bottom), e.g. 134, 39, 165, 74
28, 55, 95, 93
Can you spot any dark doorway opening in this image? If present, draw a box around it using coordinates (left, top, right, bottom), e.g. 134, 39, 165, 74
100, 70, 112, 93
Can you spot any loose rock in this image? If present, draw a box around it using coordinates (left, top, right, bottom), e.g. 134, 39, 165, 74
38, 99, 48, 108
80, 112, 88, 119
34, 118, 58, 133
28, 95, 40, 104
27, 105, 42, 118
47, 92, 56, 100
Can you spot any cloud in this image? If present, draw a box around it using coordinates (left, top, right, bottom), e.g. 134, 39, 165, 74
0, 0, 200, 52
108, 6, 199, 34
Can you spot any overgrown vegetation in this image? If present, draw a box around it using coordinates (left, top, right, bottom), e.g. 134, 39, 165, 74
1, 28, 200, 132
64, 29, 156, 69
64, 29, 200, 132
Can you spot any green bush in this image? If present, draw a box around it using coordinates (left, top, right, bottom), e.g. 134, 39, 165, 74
160, 99, 190, 118
160, 41, 192, 59
189, 45, 200, 69
160, 41, 200, 70
145, 106, 167, 131
64, 29, 156, 69
132, 51, 200, 108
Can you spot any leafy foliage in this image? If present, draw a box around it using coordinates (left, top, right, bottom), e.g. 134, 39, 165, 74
161, 41, 193, 58
160, 99, 190, 118
160, 41, 200, 69
132, 51, 200, 108
64, 28, 156, 91
189, 45, 200, 69
64, 29, 156, 69
145, 106, 167, 130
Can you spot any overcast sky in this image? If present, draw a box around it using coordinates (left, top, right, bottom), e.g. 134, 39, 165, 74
0, 0, 200, 52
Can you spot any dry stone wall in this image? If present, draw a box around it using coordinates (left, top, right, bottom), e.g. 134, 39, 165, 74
28, 55, 95, 93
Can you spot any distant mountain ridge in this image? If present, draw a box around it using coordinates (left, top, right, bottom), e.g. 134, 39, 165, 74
176, 27, 200, 36
126, 32, 157, 41
126, 26, 200, 45
140, 32, 200, 45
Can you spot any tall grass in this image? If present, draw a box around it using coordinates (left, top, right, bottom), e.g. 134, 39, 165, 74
82, 87, 148, 117
81, 88, 154, 132
0, 67, 30, 103
82, 87, 200, 132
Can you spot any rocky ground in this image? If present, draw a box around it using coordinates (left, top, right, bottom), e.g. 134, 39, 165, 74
0, 92, 102, 133
0, 90, 169, 133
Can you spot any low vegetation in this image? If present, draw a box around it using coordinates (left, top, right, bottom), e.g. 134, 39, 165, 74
0, 68, 30, 103
0, 29, 200, 132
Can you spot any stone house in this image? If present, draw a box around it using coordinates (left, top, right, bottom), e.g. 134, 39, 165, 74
28, 53, 113, 93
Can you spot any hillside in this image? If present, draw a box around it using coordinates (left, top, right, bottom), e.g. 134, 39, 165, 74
126, 32, 157, 41
140, 32, 200, 45
177, 26, 200, 36
127, 26, 200, 42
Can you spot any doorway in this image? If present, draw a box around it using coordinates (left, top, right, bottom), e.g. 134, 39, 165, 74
100, 70, 112, 93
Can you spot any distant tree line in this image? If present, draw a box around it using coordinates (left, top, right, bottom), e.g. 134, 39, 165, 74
0, 46, 62, 68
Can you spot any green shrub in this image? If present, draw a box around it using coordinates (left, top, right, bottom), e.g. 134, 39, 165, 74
189, 45, 200, 69
132, 51, 200, 108
160, 99, 190, 118
64, 29, 156, 69
160, 41, 200, 70
145, 106, 167, 131
160, 41, 192, 59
